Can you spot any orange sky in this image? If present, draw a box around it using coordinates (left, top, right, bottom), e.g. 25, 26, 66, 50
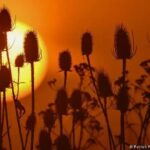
0, 0, 150, 149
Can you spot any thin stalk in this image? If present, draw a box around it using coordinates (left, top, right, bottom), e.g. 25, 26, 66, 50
30, 62, 35, 150
64, 71, 67, 89
0, 52, 2, 149
59, 115, 63, 136
120, 59, 126, 150
3, 90, 12, 150
16, 67, 20, 99
86, 55, 116, 150
5, 32, 25, 150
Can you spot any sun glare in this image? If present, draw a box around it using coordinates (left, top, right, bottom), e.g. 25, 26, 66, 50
3, 21, 48, 101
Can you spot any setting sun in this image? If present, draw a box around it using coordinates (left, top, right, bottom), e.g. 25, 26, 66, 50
2, 21, 48, 100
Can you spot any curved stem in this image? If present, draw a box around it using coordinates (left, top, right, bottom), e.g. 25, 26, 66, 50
5, 32, 24, 150
86, 55, 116, 150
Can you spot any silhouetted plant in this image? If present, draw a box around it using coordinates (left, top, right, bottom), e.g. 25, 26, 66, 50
59, 50, 72, 89
97, 71, 115, 150
37, 130, 52, 150
0, 8, 12, 32
0, 7, 25, 150
15, 54, 24, 99
24, 31, 40, 150
114, 25, 135, 150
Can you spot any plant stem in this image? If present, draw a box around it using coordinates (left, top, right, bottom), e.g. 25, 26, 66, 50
64, 71, 67, 89
72, 111, 75, 150
16, 67, 20, 99
5, 32, 24, 150
86, 55, 116, 150
3, 90, 12, 150
78, 120, 83, 150
30, 62, 35, 150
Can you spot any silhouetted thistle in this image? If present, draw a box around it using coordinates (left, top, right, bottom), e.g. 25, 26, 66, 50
81, 32, 92, 55
114, 25, 134, 59
24, 31, 39, 150
114, 25, 135, 150
24, 31, 39, 62
55, 89, 68, 136
59, 50, 72, 88
55, 134, 71, 150
15, 54, 24, 68
37, 130, 52, 150
0, 66, 11, 91
97, 72, 113, 98
0, 8, 12, 32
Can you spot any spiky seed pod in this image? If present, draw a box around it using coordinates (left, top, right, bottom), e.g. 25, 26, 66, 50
0, 66, 11, 91
15, 54, 24, 67
37, 130, 52, 150
81, 32, 93, 55
55, 89, 68, 115
97, 72, 113, 98
70, 89, 82, 110
114, 25, 133, 59
25, 113, 36, 131
55, 134, 71, 150
116, 86, 130, 112
0, 8, 12, 32
0, 31, 7, 51
24, 31, 39, 63
59, 50, 72, 71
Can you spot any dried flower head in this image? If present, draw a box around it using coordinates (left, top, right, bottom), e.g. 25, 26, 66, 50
98, 71, 113, 98
55, 88, 68, 115
59, 50, 72, 72
114, 25, 134, 59
81, 32, 93, 55
24, 31, 39, 63
55, 134, 71, 150
37, 130, 52, 150
0, 31, 6, 52
116, 86, 130, 112
15, 54, 24, 67
70, 89, 82, 110
0, 8, 12, 32
0, 65, 11, 91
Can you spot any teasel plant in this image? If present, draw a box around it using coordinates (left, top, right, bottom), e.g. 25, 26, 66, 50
114, 25, 136, 150
0, 7, 25, 150
59, 50, 72, 89
15, 54, 24, 99
97, 71, 115, 150
0, 65, 12, 150
70, 89, 82, 150
24, 31, 40, 150
81, 32, 116, 150
55, 89, 68, 137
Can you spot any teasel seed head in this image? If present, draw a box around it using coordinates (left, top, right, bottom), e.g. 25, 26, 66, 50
70, 89, 82, 110
0, 65, 11, 91
15, 54, 24, 68
59, 50, 72, 72
24, 31, 39, 63
0, 31, 7, 52
97, 71, 113, 98
116, 86, 130, 112
0, 8, 12, 32
114, 25, 134, 59
81, 32, 93, 56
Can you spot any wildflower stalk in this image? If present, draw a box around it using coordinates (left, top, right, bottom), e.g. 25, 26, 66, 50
5, 32, 25, 150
